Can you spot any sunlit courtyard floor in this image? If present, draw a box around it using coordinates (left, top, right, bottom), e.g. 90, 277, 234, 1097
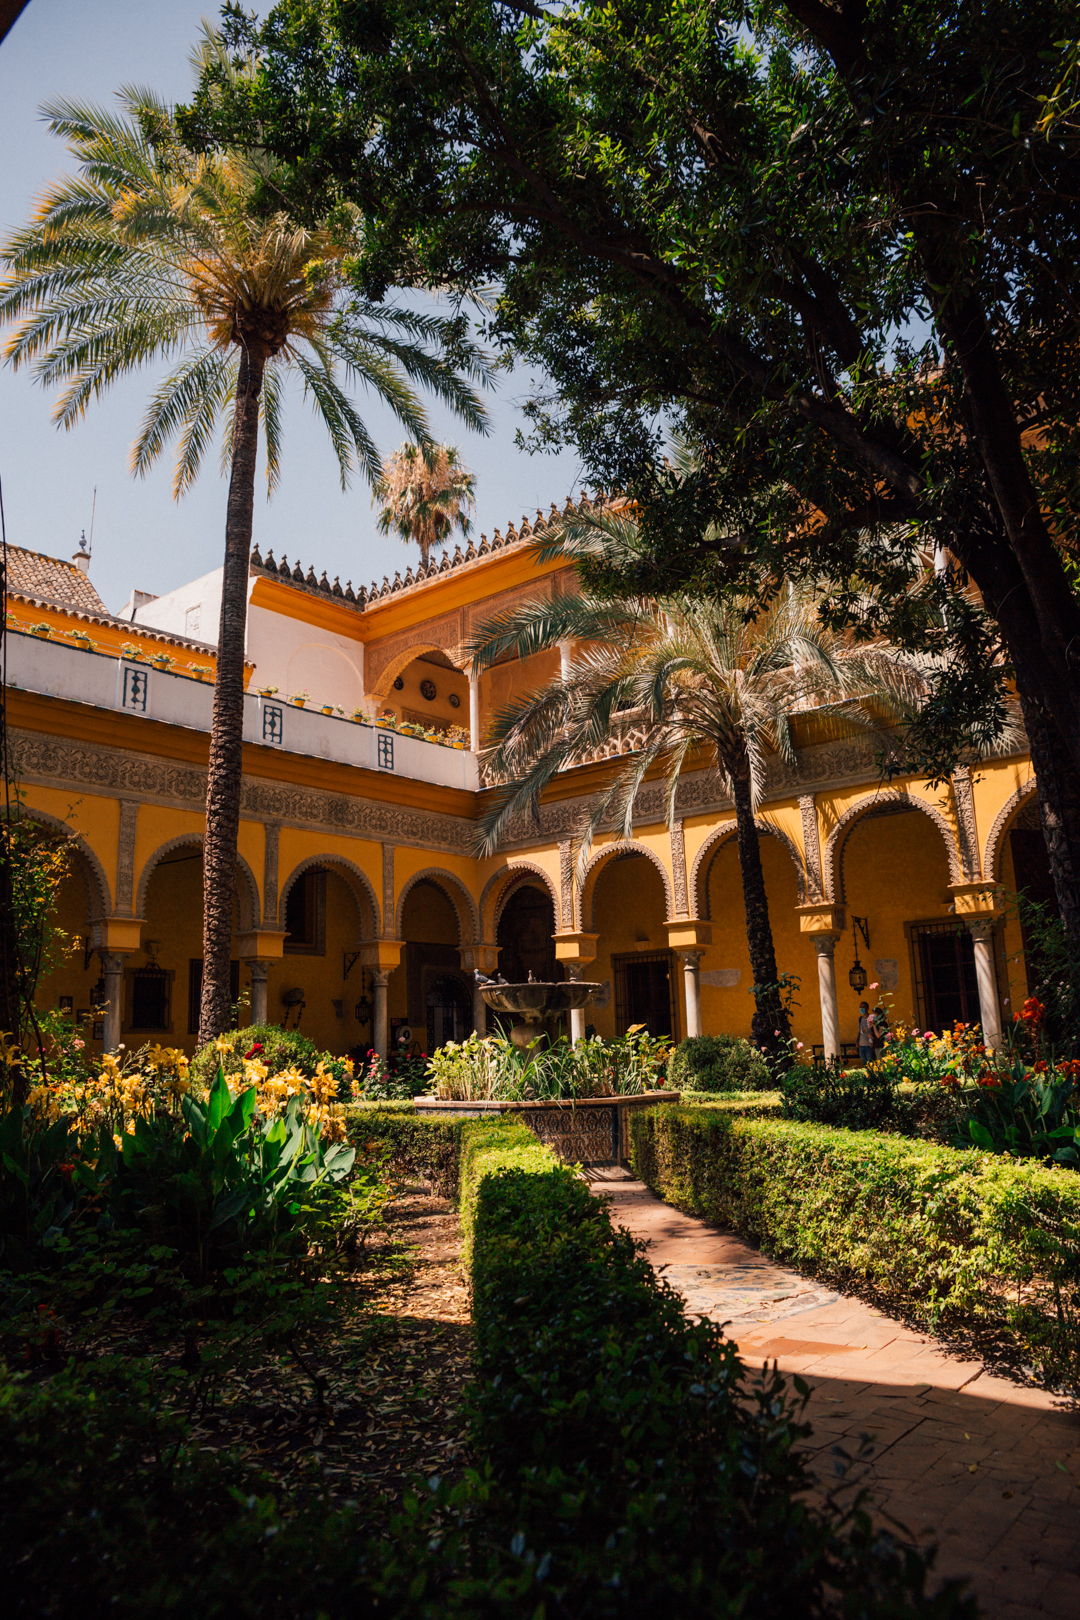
586, 1168, 1080, 1619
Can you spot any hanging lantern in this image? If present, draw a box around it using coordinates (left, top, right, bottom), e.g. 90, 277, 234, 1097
848, 915, 870, 992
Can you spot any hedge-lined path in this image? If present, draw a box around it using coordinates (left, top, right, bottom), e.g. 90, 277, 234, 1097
588, 1169, 1080, 1619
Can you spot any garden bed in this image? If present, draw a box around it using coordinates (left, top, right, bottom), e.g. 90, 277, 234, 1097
415, 1089, 678, 1163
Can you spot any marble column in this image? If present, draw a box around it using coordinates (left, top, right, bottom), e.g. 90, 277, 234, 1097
372, 968, 391, 1058
812, 934, 841, 1060
968, 920, 1002, 1048
678, 950, 704, 1039
472, 979, 487, 1038
99, 951, 128, 1054
469, 674, 481, 753
566, 961, 585, 1045
559, 639, 572, 682
246, 961, 269, 1027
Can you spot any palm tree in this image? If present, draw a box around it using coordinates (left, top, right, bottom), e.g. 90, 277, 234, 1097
467, 509, 928, 1061
0, 81, 490, 1045
375, 441, 477, 570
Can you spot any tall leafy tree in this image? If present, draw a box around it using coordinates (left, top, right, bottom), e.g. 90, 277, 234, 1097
0, 83, 490, 1043
468, 510, 929, 1061
184, 0, 1080, 939
374, 440, 476, 569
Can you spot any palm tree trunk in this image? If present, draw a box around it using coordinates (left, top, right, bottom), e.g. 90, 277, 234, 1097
198, 343, 265, 1046
727, 753, 791, 1066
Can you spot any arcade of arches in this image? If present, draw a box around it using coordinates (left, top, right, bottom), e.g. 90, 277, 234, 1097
11, 517, 1047, 1062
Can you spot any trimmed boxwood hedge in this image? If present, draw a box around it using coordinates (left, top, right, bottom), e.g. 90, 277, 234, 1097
340, 1102, 463, 1197
629, 1105, 1080, 1386
456, 1115, 969, 1618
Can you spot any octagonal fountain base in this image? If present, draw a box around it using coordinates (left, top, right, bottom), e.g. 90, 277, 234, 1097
413, 1091, 679, 1165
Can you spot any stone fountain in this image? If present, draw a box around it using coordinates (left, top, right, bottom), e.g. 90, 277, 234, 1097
479, 972, 601, 1048
413, 972, 679, 1165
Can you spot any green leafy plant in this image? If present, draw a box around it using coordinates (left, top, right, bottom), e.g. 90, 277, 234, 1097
962, 1063, 1080, 1166
780, 1065, 900, 1130
191, 1025, 351, 1092
669, 1033, 770, 1092
428, 1028, 669, 1102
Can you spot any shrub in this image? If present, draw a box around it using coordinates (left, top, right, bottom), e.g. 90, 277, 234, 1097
341, 1104, 464, 1197
629, 1105, 1080, 1386
780, 1064, 899, 1129
668, 1032, 770, 1092
191, 1025, 351, 1093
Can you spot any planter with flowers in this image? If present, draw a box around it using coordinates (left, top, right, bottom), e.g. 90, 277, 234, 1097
28, 622, 53, 639
375, 713, 397, 729
69, 630, 95, 652
289, 691, 309, 709
320, 702, 344, 717
121, 642, 145, 661
150, 651, 176, 672
350, 708, 370, 725
186, 662, 212, 682
257, 684, 279, 698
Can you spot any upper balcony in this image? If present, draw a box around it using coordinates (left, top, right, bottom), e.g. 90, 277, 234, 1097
5, 630, 479, 793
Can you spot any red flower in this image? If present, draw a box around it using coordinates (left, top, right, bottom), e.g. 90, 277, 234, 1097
243, 1042, 264, 1059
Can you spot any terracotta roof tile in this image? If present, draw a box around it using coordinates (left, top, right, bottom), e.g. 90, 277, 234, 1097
5, 545, 108, 614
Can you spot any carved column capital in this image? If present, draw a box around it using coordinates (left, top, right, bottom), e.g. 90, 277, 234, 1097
811, 933, 840, 959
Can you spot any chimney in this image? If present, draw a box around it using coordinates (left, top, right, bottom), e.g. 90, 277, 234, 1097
73, 531, 91, 574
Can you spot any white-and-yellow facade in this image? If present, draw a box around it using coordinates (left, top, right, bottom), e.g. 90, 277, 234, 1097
6, 500, 1044, 1060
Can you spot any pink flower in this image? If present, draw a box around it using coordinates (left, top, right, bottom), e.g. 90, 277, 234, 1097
774, 1029, 781, 1036
869, 982, 879, 990
795, 1041, 804, 1051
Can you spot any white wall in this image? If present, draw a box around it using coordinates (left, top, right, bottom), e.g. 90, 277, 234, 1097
244, 603, 366, 710
133, 567, 224, 647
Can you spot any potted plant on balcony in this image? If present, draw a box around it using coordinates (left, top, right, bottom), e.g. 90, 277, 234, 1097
446, 724, 469, 750
28, 621, 53, 639
320, 702, 344, 717
257, 683, 279, 698
374, 712, 397, 729
69, 629, 95, 651
149, 650, 176, 671
120, 642, 145, 661
289, 690, 309, 708
186, 662, 212, 681
350, 707, 369, 724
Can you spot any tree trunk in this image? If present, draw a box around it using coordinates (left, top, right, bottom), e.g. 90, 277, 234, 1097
1012, 689, 1080, 951
727, 754, 791, 1064
198, 343, 265, 1047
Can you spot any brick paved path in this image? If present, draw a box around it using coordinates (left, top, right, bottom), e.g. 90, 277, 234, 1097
587, 1171, 1080, 1619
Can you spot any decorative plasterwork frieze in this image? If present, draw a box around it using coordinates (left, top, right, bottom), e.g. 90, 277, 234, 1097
9, 729, 475, 856
115, 800, 139, 916
263, 824, 279, 926
951, 767, 982, 880
381, 843, 395, 939
670, 820, 689, 916
798, 794, 823, 901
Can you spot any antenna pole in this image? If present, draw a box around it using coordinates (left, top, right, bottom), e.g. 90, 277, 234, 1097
88, 485, 97, 555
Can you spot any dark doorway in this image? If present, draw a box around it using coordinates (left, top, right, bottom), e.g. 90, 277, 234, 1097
426, 974, 471, 1051
613, 951, 675, 1037
910, 923, 982, 1030
1010, 823, 1058, 994
496, 884, 560, 984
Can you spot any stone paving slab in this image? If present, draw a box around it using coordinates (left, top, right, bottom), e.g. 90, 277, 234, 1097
590, 1173, 1080, 1617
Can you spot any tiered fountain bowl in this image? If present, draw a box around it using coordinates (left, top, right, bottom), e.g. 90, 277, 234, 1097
479, 978, 601, 1049
412, 977, 679, 1165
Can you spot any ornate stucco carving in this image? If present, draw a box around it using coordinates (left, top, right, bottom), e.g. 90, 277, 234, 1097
670, 820, 689, 916
115, 800, 139, 916
10, 730, 475, 856
798, 794, 823, 901
951, 767, 982, 880
263, 824, 279, 926
365, 610, 466, 693
559, 839, 576, 930
381, 844, 395, 939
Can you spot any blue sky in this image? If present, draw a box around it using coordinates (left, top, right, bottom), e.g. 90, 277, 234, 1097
0, 1, 582, 616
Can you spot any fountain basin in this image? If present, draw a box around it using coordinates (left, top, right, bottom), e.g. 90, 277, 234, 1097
480, 979, 602, 1048
414, 1090, 679, 1165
